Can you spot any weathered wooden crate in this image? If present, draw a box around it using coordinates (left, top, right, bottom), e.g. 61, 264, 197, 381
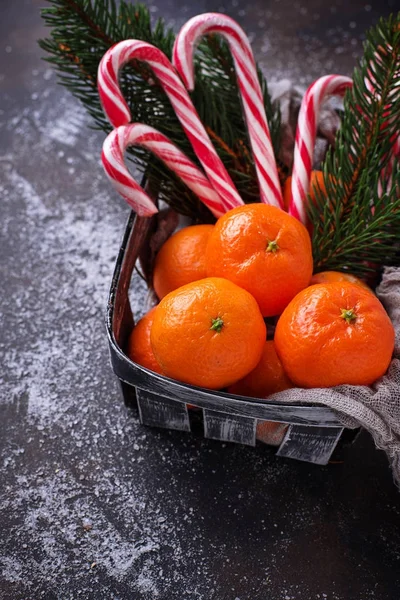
107, 209, 356, 465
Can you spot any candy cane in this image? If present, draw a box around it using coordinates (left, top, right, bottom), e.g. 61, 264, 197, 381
98, 40, 243, 212
173, 13, 284, 209
102, 124, 226, 218
290, 75, 353, 224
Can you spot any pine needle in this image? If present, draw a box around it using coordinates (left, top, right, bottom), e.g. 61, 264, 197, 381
309, 13, 400, 277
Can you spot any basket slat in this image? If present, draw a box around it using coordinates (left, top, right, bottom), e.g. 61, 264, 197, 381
203, 409, 256, 446
137, 389, 191, 432
277, 425, 345, 465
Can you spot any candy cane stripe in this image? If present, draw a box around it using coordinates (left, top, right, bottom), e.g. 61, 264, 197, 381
173, 13, 283, 209
290, 74, 353, 224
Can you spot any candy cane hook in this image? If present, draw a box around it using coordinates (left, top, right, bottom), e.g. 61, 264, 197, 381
98, 40, 243, 213
290, 74, 353, 224
173, 12, 284, 209
102, 124, 227, 218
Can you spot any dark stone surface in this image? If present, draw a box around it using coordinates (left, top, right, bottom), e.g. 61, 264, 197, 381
1, 1, 400, 599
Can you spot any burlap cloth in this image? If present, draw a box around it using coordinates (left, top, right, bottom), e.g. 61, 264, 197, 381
267, 82, 400, 484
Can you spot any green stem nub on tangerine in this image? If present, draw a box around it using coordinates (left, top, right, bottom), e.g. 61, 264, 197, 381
266, 240, 279, 253
340, 308, 357, 324
210, 317, 224, 333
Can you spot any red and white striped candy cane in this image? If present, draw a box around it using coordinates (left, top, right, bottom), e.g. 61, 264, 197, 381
290, 74, 353, 224
102, 124, 227, 218
173, 13, 284, 210
97, 40, 243, 213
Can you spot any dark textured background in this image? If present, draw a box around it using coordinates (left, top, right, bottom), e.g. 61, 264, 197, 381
1, 1, 400, 599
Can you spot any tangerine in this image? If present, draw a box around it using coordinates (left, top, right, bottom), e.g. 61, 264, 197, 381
227, 341, 291, 447
153, 224, 214, 299
256, 421, 288, 446
274, 282, 395, 388
150, 277, 266, 390
227, 341, 292, 397
205, 204, 313, 317
283, 170, 327, 211
310, 270, 371, 291
126, 307, 163, 374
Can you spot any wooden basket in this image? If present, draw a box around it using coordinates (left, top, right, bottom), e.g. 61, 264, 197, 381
105, 206, 361, 466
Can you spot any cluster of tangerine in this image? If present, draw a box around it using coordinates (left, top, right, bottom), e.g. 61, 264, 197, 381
127, 182, 395, 398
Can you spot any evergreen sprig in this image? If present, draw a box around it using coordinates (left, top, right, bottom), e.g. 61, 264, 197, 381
309, 14, 400, 277
39, 3, 400, 277
39, 0, 281, 220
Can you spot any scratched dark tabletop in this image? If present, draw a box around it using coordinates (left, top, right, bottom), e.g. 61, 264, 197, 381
1, 1, 400, 599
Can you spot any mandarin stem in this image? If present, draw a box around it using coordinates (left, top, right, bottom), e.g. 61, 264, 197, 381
266, 240, 279, 253
210, 317, 224, 333
340, 308, 357, 324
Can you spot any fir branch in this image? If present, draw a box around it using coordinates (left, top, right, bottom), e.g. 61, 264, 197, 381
309, 13, 400, 276
39, 0, 280, 218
